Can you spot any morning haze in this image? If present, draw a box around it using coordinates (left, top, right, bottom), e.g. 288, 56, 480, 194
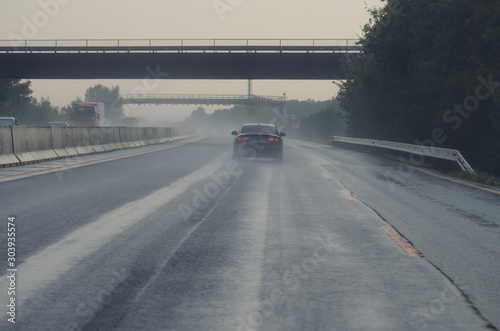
1, 0, 383, 121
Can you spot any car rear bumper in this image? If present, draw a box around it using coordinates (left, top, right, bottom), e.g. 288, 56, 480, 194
233, 141, 282, 157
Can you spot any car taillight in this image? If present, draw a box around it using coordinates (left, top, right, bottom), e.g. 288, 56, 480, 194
268, 137, 280, 142
237, 136, 249, 141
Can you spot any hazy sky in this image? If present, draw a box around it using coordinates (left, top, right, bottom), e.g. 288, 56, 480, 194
1, 0, 383, 122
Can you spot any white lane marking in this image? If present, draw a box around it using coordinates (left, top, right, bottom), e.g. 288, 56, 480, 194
0, 153, 230, 306
235, 167, 272, 323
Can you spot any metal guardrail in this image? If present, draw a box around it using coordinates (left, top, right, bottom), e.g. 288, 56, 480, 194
0, 39, 361, 53
332, 136, 476, 174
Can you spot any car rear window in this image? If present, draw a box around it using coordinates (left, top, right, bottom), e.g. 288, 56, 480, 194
240, 125, 276, 134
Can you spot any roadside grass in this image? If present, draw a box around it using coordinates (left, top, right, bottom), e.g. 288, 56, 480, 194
447, 169, 500, 187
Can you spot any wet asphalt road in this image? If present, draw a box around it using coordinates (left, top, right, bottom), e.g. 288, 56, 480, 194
0, 135, 498, 330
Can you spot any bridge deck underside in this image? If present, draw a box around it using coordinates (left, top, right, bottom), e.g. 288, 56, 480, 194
0, 53, 353, 80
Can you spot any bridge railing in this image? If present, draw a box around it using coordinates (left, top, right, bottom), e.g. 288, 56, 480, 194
0, 39, 361, 53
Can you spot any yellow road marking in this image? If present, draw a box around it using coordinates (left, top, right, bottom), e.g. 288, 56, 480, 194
341, 189, 357, 201
396, 163, 500, 196
321, 172, 334, 180
383, 227, 422, 257
107, 201, 143, 219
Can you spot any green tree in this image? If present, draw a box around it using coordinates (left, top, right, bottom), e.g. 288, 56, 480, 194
338, 0, 500, 174
285, 99, 329, 117
292, 100, 346, 140
0, 79, 66, 125
27, 98, 62, 125
208, 104, 284, 128
0, 79, 33, 119
186, 107, 210, 126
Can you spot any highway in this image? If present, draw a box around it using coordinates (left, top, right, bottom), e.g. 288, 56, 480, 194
0, 135, 498, 330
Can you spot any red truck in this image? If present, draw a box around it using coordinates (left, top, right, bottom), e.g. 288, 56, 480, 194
72, 102, 106, 126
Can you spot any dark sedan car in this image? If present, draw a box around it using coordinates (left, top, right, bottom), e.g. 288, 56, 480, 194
231, 123, 285, 161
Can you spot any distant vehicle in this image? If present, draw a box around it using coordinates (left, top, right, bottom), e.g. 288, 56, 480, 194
119, 117, 139, 127
231, 123, 285, 161
0, 117, 20, 126
72, 102, 105, 127
48, 121, 69, 127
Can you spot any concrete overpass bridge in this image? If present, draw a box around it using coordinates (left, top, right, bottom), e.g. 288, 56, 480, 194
114, 92, 288, 114
118, 93, 286, 107
0, 39, 361, 80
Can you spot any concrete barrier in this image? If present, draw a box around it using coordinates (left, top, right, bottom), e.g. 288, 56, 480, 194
1, 125, 194, 167
99, 127, 120, 151
139, 128, 152, 146
156, 128, 166, 143
143, 128, 159, 144
91, 127, 122, 152
157, 127, 172, 143
73, 127, 96, 155
58, 127, 80, 157
50, 127, 70, 157
0, 126, 20, 166
129, 128, 139, 147
106, 127, 121, 151
138, 128, 148, 145
131, 128, 145, 147
119, 127, 134, 148
89, 127, 106, 153
12, 126, 58, 163
112, 127, 125, 149
150, 128, 160, 144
